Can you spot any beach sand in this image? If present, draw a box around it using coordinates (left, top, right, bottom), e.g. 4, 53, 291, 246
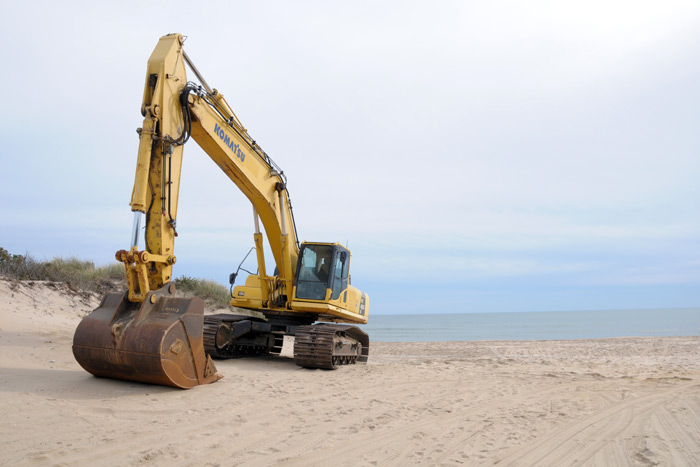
1, 278, 699, 466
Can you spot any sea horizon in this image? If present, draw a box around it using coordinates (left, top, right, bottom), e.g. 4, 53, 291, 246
362, 307, 700, 342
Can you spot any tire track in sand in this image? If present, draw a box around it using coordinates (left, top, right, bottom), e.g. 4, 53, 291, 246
271, 381, 583, 467
492, 381, 698, 467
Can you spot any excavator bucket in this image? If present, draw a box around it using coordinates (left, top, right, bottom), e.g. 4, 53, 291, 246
72, 284, 222, 389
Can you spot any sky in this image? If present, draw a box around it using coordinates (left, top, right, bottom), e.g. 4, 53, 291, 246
1, 1, 699, 314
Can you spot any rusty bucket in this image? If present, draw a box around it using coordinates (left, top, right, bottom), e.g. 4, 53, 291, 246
72, 284, 222, 389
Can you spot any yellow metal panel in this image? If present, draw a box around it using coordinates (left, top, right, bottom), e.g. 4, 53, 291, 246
290, 300, 368, 324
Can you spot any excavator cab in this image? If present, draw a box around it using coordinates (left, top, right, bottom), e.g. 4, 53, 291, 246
295, 243, 350, 302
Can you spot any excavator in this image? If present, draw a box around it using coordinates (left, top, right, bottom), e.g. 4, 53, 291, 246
72, 34, 370, 389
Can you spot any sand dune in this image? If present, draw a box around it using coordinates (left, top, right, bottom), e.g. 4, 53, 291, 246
1, 278, 699, 466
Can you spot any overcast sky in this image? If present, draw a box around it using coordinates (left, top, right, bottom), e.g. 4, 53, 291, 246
1, 1, 699, 314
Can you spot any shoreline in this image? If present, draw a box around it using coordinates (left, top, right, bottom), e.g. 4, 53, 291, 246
370, 334, 700, 342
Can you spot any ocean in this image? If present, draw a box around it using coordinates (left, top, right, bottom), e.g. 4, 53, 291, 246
362, 308, 700, 342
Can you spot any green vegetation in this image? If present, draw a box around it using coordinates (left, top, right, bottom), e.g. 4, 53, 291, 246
0, 247, 125, 294
0, 247, 231, 310
174, 276, 231, 310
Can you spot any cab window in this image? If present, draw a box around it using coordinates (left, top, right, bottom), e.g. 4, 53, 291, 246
295, 244, 333, 300
331, 249, 349, 300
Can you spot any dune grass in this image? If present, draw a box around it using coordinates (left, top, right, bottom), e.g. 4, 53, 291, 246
0, 247, 231, 310
0, 247, 125, 294
173, 275, 231, 310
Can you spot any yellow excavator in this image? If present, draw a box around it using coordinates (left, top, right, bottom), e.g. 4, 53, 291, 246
72, 34, 370, 389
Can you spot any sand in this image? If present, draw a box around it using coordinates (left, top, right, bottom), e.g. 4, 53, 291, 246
1, 278, 699, 466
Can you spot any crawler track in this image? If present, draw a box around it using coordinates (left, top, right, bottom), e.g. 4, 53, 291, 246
293, 324, 369, 369
203, 315, 370, 369
203, 314, 274, 358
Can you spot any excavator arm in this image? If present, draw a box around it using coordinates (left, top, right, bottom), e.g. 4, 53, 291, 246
186, 84, 299, 303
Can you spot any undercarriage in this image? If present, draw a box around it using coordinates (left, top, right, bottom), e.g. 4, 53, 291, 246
203, 313, 369, 369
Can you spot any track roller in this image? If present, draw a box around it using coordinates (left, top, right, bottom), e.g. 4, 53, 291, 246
293, 323, 369, 369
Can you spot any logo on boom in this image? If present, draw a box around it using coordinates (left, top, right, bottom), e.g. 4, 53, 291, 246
214, 123, 246, 162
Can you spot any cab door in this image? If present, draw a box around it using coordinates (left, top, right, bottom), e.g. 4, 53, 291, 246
330, 246, 350, 300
